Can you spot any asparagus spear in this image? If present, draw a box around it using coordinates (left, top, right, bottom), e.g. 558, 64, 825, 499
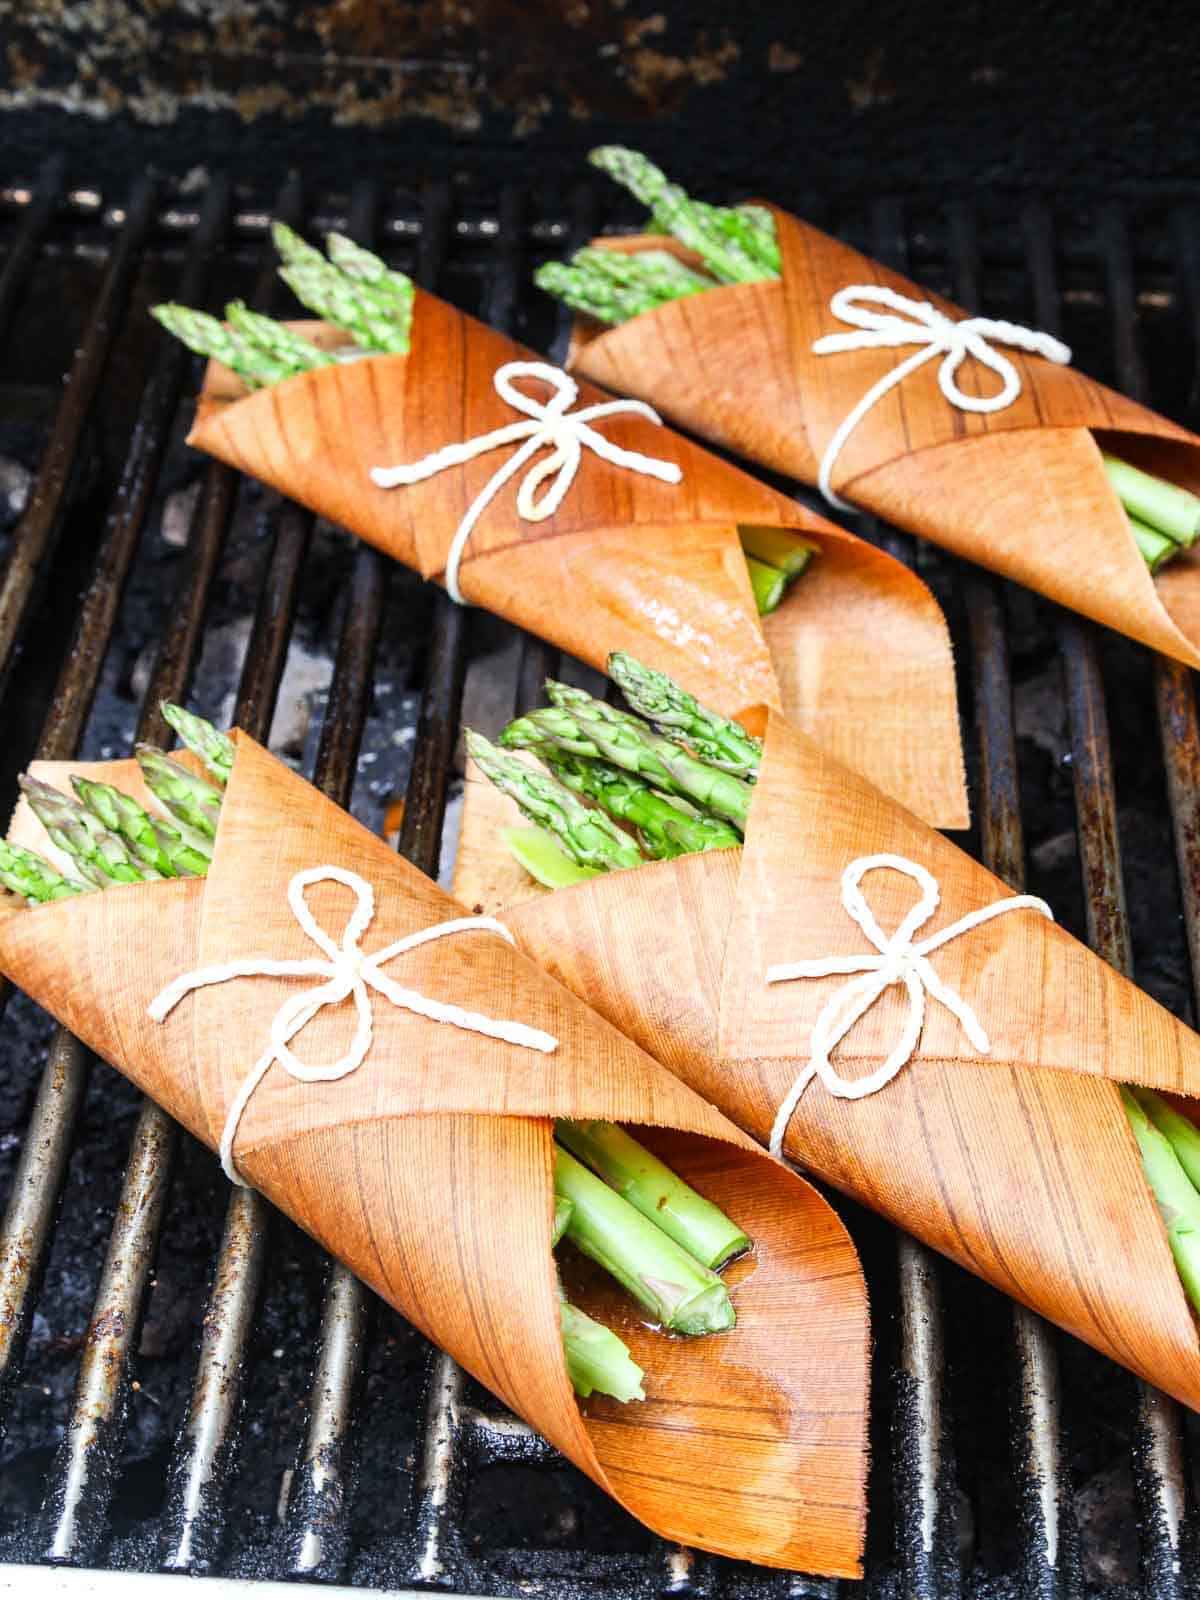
1130, 516, 1178, 574
225, 300, 334, 375
606, 651, 762, 779
325, 231, 415, 312
19, 777, 160, 886
1132, 1089, 1200, 1190
1104, 455, 1200, 547
161, 702, 235, 786
738, 525, 817, 581
273, 224, 412, 354
541, 750, 741, 859
151, 305, 296, 391
135, 749, 223, 841
746, 556, 787, 616
557, 1121, 749, 1270
587, 148, 776, 286
0, 839, 90, 904
560, 1292, 645, 1402
554, 1145, 735, 1335
465, 732, 644, 872
71, 777, 210, 878
506, 685, 753, 832
574, 245, 715, 299
1122, 1088, 1200, 1311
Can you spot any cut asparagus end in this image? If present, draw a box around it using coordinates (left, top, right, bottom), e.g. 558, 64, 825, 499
559, 1297, 646, 1402
554, 1145, 736, 1335
1104, 455, 1200, 547
745, 555, 788, 615
738, 525, 817, 580
1129, 514, 1178, 574
502, 826, 602, 889
1122, 1087, 1200, 1315
1134, 1088, 1200, 1192
552, 1195, 574, 1248
555, 1119, 751, 1270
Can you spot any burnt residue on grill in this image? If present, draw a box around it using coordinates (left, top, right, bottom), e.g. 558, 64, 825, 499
1, 168, 1200, 1599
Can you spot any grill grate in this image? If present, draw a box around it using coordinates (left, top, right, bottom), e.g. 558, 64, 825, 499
0, 162, 1198, 1599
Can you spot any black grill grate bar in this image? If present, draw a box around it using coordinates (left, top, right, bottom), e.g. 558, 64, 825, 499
952, 199, 1075, 1600
37, 185, 311, 1566
0, 155, 64, 345
0, 173, 159, 701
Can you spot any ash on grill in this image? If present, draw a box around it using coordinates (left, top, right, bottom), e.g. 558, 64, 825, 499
0, 165, 1195, 1599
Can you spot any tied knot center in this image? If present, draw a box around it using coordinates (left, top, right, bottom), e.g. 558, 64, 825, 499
812, 283, 1072, 510
369, 358, 682, 604
765, 853, 1053, 1157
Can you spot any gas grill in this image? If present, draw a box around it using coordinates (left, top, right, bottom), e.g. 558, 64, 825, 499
0, 160, 1198, 1600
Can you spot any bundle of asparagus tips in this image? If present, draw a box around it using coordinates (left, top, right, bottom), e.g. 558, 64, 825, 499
536, 146, 1198, 579
152, 223, 414, 391
8, 705, 748, 1403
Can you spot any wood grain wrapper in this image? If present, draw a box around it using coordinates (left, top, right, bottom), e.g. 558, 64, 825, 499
0, 734, 869, 1574
568, 215, 1200, 667
185, 297, 966, 828
455, 711, 1200, 1410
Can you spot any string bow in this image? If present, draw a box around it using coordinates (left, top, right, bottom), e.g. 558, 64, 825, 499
370, 359, 682, 604
812, 285, 1072, 510
765, 854, 1052, 1157
148, 864, 558, 1185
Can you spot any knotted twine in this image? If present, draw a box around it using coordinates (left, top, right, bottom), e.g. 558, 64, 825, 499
812, 285, 1072, 511
149, 864, 558, 1185
766, 854, 1053, 1157
370, 360, 682, 603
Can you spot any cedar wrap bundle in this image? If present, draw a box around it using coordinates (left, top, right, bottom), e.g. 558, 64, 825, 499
567, 213, 1200, 667
456, 712, 1200, 1409
184, 298, 966, 826
0, 733, 871, 1574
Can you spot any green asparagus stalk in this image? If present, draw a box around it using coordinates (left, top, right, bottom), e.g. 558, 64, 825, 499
1130, 515, 1178, 574
1104, 455, 1200, 547
531, 262, 664, 326
559, 1292, 645, 1402
746, 556, 788, 616
273, 224, 412, 353
70, 777, 211, 878
556, 1121, 749, 1270
151, 305, 295, 391
161, 702, 235, 786
587, 148, 776, 286
224, 300, 334, 374
505, 685, 753, 832
606, 651, 762, 779
135, 749, 223, 842
19, 777, 160, 886
325, 231, 415, 310
466, 732, 644, 872
554, 1145, 735, 1335
574, 245, 715, 298
737, 526, 817, 581
502, 826, 601, 889
0, 839, 90, 904
1132, 1089, 1200, 1190
541, 750, 741, 859
1122, 1088, 1200, 1312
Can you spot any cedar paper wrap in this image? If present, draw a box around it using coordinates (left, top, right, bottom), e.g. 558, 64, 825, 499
455, 712, 1200, 1409
184, 298, 966, 827
567, 214, 1200, 667
0, 733, 871, 1575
